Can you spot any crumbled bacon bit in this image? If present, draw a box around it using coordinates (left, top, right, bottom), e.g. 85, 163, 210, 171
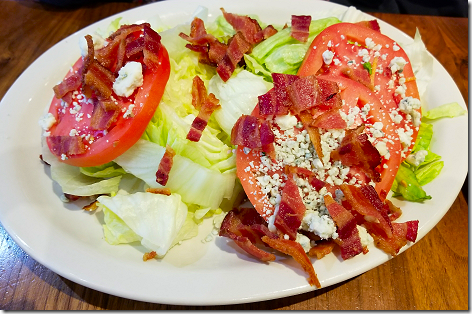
187, 76, 221, 142
145, 187, 172, 196
291, 15, 311, 43
156, 145, 176, 186
143, 251, 157, 261
83, 200, 99, 212
308, 240, 336, 259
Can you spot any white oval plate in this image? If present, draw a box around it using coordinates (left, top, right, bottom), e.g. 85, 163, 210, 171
0, 0, 467, 306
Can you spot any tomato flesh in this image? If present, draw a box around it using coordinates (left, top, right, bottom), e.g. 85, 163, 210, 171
298, 22, 421, 159
46, 45, 170, 167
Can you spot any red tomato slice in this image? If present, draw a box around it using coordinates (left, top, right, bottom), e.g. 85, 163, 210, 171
318, 74, 402, 199
298, 22, 420, 159
236, 74, 401, 219
46, 44, 170, 167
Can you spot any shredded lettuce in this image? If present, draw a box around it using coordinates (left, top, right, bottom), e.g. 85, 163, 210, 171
423, 102, 467, 120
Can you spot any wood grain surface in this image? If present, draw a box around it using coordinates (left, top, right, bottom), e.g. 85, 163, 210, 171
0, 1, 468, 310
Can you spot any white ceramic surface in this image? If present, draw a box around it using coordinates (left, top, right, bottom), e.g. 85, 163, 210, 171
0, 0, 467, 306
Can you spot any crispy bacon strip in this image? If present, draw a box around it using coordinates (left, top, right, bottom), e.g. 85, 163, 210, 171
187, 76, 221, 142
324, 194, 363, 259
179, 17, 218, 46
143, 24, 163, 71
231, 115, 275, 149
291, 15, 311, 42
330, 126, 381, 182
126, 37, 144, 62
216, 32, 251, 82
260, 25, 278, 39
355, 20, 381, 32
364, 220, 418, 256
316, 78, 342, 110
287, 75, 318, 114
308, 240, 336, 259
219, 207, 277, 262
311, 108, 347, 129
53, 72, 82, 100
89, 98, 121, 130
221, 8, 263, 45
340, 183, 393, 238
274, 175, 306, 240
83, 60, 115, 99
95, 24, 146, 71
257, 73, 299, 116
156, 145, 176, 186
261, 236, 321, 288
48, 135, 86, 157
298, 111, 324, 164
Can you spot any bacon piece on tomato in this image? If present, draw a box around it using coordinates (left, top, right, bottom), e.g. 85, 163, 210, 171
48, 135, 86, 157
355, 20, 381, 32
155, 145, 176, 186
291, 15, 311, 43
324, 194, 363, 260
311, 108, 347, 129
261, 236, 321, 288
331, 126, 381, 183
231, 115, 275, 149
53, 72, 82, 100
274, 175, 306, 240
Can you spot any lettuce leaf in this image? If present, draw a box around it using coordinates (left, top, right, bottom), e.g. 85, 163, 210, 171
392, 164, 432, 202
80, 162, 126, 178
98, 191, 188, 257
247, 17, 340, 77
423, 102, 467, 120
114, 139, 236, 209
209, 70, 271, 135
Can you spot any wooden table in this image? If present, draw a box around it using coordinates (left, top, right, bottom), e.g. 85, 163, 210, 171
0, 0, 468, 310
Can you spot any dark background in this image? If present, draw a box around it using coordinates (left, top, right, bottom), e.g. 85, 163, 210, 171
39, 0, 469, 17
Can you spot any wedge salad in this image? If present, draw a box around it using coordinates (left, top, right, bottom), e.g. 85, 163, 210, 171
38, 5, 466, 287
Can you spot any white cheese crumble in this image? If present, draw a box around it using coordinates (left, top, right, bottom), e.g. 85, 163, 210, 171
275, 114, 298, 130
399, 97, 422, 126
113, 61, 144, 97
322, 50, 335, 65
357, 225, 374, 247
389, 56, 407, 74
38, 112, 56, 131
300, 209, 338, 240
405, 149, 428, 166
296, 233, 312, 253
